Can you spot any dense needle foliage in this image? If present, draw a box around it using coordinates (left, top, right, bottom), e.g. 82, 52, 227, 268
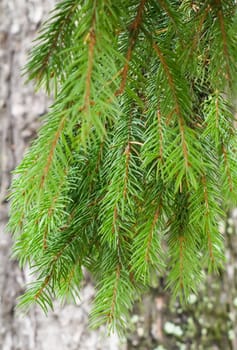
8, 0, 237, 333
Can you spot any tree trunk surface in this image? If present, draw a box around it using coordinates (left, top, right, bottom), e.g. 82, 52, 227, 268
1, 2, 237, 350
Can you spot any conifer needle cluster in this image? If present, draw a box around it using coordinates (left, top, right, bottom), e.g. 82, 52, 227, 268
8, 0, 237, 332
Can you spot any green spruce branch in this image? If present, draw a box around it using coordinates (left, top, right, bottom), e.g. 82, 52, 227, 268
8, 0, 237, 334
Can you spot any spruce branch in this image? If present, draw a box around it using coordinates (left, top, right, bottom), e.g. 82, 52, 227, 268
25, 0, 82, 92
115, 0, 147, 96
8, 0, 237, 333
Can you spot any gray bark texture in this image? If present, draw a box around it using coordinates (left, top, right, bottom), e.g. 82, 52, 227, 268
1, 1, 237, 350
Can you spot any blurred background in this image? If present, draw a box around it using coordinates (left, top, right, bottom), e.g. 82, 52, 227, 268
1, 1, 237, 349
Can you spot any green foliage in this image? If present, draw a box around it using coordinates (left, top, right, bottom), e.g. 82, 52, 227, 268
8, 0, 237, 333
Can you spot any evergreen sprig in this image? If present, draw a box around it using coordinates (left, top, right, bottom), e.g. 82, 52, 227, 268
8, 0, 237, 333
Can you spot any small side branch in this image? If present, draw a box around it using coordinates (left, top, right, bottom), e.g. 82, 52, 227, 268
108, 264, 121, 323
153, 42, 188, 168
190, 5, 209, 54
178, 236, 184, 289
222, 145, 233, 192
202, 175, 214, 263
214, 0, 231, 82
40, 116, 66, 188
34, 273, 53, 300
112, 205, 118, 234
83, 9, 97, 111
34, 233, 79, 301
215, 94, 219, 129
43, 168, 68, 249
158, 0, 180, 35
115, 0, 147, 95
123, 113, 133, 199
36, 2, 79, 81
157, 109, 163, 162
123, 143, 131, 199
145, 203, 162, 262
